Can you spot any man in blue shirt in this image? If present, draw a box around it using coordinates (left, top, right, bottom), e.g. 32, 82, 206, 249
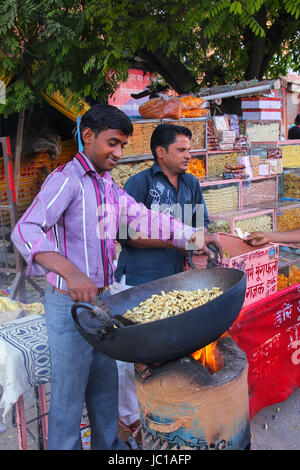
112, 123, 219, 436
114, 123, 213, 287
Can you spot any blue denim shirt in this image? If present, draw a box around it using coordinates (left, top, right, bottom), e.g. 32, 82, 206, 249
114, 162, 209, 286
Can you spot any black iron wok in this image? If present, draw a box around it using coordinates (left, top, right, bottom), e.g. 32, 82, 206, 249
71, 267, 246, 364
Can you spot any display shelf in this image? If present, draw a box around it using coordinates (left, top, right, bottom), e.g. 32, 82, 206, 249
277, 140, 300, 168
206, 150, 246, 177
278, 260, 300, 290
110, 158, 154, 188
163, 118, 207, 151
279, 168, 300, 200
250, 141, 277, 158
119, 154, 153, 163
186, 153, 206, 177
121, 117, 208, 159
208, 207, 274, 235
241, 176, 278, 209
200, 180, 240, 215
122, 120, 159, 157
265, 200, 300, 231
250, 140, 300, 168
242, 120, 281, 143
197, 174, 281, 214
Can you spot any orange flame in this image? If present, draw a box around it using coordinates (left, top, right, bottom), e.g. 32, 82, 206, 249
191, 333, 229, 373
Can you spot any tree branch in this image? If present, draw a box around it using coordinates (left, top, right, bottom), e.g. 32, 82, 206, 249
138, 47, 198, 94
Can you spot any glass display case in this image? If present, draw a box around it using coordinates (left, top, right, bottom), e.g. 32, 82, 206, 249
278, 142, 300, 168
122, 119, 159, 157
244, 121, 281, 143
277, 249, 300, 290
186, 153, 206, 177
110, 157, 153, 188
166, 118, 207, 151
241, 176, 278, 209
250, 142, 277, 158
281, 168, 300, 200
206, 151, 245, 177
274, 201, 300, 231
208, 207, 274, 235
200, 180, 240, 215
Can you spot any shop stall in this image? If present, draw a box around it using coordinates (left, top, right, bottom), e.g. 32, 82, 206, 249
109, 100, 300, 425
0, 98, 298, 451
111, 107, 300, 302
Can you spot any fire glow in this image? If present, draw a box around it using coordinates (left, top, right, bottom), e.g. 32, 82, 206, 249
191, 334, 227, 373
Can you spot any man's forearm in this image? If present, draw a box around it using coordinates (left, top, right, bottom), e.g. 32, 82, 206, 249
34, 252, 100, 302
34, 252, 82, 282
270, 230, 300, 244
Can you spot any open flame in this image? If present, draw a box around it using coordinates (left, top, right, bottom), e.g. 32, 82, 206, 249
191, 333, 228, 373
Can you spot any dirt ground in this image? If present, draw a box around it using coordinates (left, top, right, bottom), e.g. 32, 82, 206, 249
0, 275, 299, 451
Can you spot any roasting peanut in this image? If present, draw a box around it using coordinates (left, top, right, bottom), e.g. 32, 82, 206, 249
123, 287, 223, 324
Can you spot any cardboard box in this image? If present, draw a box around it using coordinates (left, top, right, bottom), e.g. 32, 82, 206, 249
248, 155, 261, 166
212, 115, 230, 131
267, 148, 282, 159
241, 97, 282, 109
268, 158, 283, 175
259, 163, 270, 176
242, 110, 282, 120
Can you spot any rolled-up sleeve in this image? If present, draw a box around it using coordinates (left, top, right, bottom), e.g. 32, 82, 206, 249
11, 171, 74, 277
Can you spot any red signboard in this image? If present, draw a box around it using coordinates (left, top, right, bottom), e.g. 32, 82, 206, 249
108, 69, 152, 117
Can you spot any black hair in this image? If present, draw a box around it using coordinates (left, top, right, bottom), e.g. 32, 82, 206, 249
150, 124, 192, 161
79, 103, 133, 142
295, 114, 300, 126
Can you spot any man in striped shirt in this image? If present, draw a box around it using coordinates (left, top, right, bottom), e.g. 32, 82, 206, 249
11, 104, 210, 450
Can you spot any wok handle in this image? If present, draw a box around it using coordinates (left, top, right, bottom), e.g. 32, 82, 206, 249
71, 302, 115, 337
207, 243, 222, 268
187, 244, 222, 270
186, 250, 197, 270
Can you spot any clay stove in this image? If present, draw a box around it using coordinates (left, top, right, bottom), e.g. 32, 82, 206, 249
135, 336, 250, 450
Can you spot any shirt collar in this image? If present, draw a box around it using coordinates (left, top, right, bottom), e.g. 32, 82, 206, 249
74, 152, 97, 175
74, 152, 111, 181
151, 161, 164, 176
151, 161, 186, 181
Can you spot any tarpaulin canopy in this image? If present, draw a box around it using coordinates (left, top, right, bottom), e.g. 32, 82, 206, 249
39, 89, 90, 122
0, 72, 13, 87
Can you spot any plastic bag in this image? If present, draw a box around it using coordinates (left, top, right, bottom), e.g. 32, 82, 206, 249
181, 108, 209, 118
139, 98, 182, 119
179, 95, 204, 109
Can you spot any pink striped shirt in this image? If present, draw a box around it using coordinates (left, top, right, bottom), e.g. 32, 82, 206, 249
11, 152, 195, 290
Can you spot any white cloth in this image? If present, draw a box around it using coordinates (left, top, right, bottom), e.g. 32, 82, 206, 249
116, 361, 139, 427
110, 276, 140, 427
0, 314, 50, 419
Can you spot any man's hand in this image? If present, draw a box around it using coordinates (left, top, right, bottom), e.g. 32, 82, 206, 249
65, 271, 99, 304
245, 232, 271, 247
188, 231, 223, 259
34, 251, 99, 303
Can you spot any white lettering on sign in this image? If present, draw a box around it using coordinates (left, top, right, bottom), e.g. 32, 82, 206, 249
291, 340, 300, 365
274, 302, 293, 327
